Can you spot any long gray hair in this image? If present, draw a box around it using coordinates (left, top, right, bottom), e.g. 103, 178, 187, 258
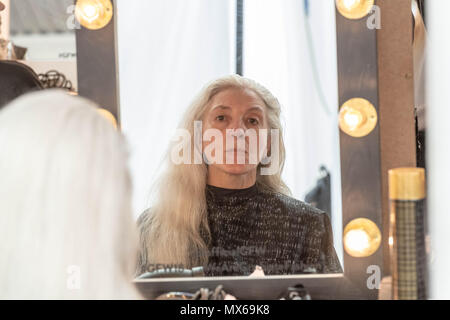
0, 90, 140, 299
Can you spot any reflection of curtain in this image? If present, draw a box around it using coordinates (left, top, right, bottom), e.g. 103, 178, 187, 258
243, 0, 342, 263
116, 0, 235, 217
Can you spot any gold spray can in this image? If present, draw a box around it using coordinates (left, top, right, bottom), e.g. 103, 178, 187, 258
389, 168, 426, 300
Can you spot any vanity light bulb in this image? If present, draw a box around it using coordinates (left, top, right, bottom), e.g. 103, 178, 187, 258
338, 98, 377, 137
80, 4, 99, 22
343, 218, 381, 258
336, 0, 374, 20
342, 0, 360, 9
75, 0, 113, 30
343, 109, 364, 130
344, 229, 370, 253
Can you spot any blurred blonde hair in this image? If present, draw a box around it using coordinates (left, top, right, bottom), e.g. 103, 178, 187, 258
0, 90, 141, 299
138, 74, 290, 273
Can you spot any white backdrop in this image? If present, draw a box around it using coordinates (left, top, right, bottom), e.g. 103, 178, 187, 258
426, 0, 450, 299
117, 0, 343, 265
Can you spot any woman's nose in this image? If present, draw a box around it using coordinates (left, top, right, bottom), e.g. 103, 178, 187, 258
230, 128, 245, 138
228, 118, 247, 132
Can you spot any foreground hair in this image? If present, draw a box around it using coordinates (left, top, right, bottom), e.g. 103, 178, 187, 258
0, 90, 141, 299
138, 74, 290, 273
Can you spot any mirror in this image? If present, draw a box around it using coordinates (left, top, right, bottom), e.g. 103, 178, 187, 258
0, 0, 425, 300
8, 0, 77, 91
117, 0, 344, 278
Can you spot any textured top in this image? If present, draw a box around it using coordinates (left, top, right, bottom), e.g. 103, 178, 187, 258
136, 183, 343, 277
202, 183, 343, 276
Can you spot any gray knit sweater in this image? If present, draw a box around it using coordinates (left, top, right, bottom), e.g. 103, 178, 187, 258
202, 183, 343, 276
136, 183, 343, 277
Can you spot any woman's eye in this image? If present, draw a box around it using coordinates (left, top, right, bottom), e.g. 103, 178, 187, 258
216, 115, 226, 121
248, 118, 259, 125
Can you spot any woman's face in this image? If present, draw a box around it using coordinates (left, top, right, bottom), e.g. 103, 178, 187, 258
201, 87, 270, 176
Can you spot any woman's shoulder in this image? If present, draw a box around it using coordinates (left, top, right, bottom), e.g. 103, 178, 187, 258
259, 188, 330, 223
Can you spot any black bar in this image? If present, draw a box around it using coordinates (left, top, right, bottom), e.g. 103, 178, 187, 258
75, 0, 120, 125
236, 0, 244, 75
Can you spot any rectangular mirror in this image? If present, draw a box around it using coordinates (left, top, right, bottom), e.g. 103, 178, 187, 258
117, 0, 344, 279
8, 0, 78, 91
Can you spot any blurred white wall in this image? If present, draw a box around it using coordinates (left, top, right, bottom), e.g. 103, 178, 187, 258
426, 0, 450, 300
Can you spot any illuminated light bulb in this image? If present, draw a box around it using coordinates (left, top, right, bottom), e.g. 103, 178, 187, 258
388, 236, 394, 246
343, 108, 364, 130
344, 218, 381, 258
338, 97, 377, 137
97, 108, 118, 129
345, 229, 370, 253
75, 0, 113, 30
342, 0, 360, 9
81, 4, 99, 22
336, 0, 374, 20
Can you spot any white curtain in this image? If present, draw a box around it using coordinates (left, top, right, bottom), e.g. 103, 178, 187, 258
243, 0, 342, 263
116, 0, 235, 218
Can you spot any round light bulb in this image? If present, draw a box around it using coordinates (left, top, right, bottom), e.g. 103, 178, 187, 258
344, 229, 370, 253
336, 0, 374, 20
342, 0, 360, 9
75, 0, 113, 30
344, 218, 381, 258
339, 98, 377, 137
81, 4, 100, 22
343, 109, 364, 130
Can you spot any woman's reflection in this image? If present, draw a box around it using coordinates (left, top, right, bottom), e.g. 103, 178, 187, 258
137, 75, 342, 277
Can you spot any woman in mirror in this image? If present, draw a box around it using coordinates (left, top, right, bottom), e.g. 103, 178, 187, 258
0, 90, 141, 299
137, 75, 342, 277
